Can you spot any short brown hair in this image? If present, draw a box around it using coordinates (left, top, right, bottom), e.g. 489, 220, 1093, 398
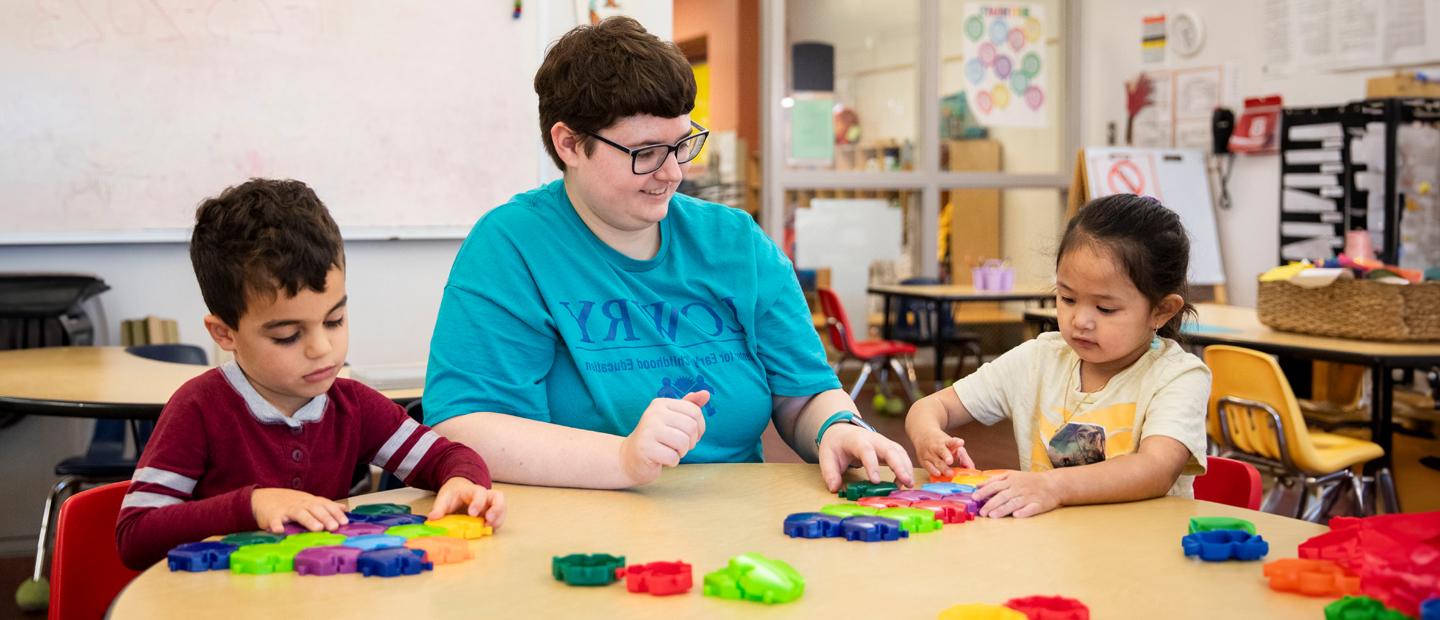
189, 178, 345, 327
534, 16, 696, 170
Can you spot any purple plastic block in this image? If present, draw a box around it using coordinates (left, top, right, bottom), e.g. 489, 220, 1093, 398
281, 522, 308, 535
294, 546, 363, 576
940, 493, 984, 513
888, 490, 943, 502
167, 541, 238, 572
782, 512, 845, 538
838, 516, 909, 542
336, 522, 387, 537
369, 514, 427, 527
357, 547, 433, 578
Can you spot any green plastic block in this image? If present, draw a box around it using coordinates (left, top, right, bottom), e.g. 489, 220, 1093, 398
279, 532, 346, 549
876, 507, 944, 533
838, 481, 898, 501
350, 503, 412, 516
819, 503, 879, 518
552, 554, 625, 586
703, 553, 804, 605
1189, 516, 1256, 535
221, 531, 285, 547
1324, 595, 1412, 620
385, 524, 448, 540
229, 543, 299, 575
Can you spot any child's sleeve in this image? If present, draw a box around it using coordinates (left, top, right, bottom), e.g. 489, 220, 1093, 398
1140, 359, 1212, 475
358, 387, 492, 491
115, 402, 258, 571
951, 339, 1041, 425
749, 220, 843, 397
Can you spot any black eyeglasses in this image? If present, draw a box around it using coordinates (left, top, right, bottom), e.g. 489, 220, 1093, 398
585, 121, 709, 175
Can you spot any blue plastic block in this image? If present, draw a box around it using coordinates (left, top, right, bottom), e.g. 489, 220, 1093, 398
1181, 529, 1269, 561
167, 541, 238, 572
1421, 596, 1439, 620
921, 482, 975, 495
782, 513, 844, 539
369, 513, 428, 527
838, 516, 909, 542
357, 547, 432, 578
341, 534, 407, 551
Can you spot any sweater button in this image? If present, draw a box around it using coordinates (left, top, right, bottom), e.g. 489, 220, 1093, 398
290, 477, 302, 489
291, 426, 302, 436
291, 448, 303, 462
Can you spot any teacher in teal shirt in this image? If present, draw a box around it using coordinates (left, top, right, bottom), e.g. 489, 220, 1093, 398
424, 17, 913, 491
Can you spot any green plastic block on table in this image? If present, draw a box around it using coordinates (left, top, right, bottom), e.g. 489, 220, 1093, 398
1189, 516, 1256, 535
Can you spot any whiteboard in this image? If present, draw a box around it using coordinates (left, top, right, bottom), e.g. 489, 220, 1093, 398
793, 199, 903, 325
0, 1, 545, 243
1082, 147, 1226, 286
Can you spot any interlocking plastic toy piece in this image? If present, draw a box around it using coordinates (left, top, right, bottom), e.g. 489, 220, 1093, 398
838, 481, 899, 500
358, 547, 433, 578
1004, 594, 1091, 620
552, 553, 625, 586
858, 496, 913, 509
930, 467, 984, 483
350, 502, 412, 516
344, 511, 388, 524
952, 475, 991, 487
1188, 516, 1256, 535
1324, 595, 1411, 620
702, 552, 804, 604
838, 516, 909, 542
910, 500, 975, 524
229, 543, 299, 575
405, 536, 472, 564
617, 561, 692, 596
1262, 559, 1361, 597
820, 503, 880, 518
1420, 596, 1439, 620
385, 524, 448, 539
281, 532, 347, 549
923, 482, 976, 495
889, 489, 944, 502
370, 514, 428, 527
167, 541, 238, 572
877, 507, 944, 533
782, 512, 845, 538
426, 514, 493, 539
220, 531, 284, 547
1181, 529, 1269, 561
937, 603, 1027, 619
281, 522, 308, 535
294, 546, 362, 576
335, 522, 386, 537
940, 494, 983, 514
342, 534, 408, 552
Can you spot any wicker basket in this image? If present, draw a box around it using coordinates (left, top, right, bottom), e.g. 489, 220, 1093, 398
1256, 279, 1440, 341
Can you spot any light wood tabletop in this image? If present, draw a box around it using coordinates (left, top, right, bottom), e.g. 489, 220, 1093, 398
111, 464, 1330, 619
867, 283, 1054, 302
0, 347, 422, 419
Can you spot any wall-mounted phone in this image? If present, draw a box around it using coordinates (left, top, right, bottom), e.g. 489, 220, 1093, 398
1212, 106, 1236, 209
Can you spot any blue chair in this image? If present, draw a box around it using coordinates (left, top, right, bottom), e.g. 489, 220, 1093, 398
884, 277, 984, 383
19, 344, 206, 613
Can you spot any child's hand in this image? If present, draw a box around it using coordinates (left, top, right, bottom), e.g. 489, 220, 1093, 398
818, 423, 915, 492
428, 477, 506, 529
973, 470, 1062, 518
251, 488, 348, 533
912, 430, 977, 477
619, 391, 709, 485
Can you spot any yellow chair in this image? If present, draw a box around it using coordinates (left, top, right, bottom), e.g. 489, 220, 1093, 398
1204, 345, 1397, 521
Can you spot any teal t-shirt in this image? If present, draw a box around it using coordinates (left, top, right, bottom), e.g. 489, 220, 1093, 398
424, 180, 839, 463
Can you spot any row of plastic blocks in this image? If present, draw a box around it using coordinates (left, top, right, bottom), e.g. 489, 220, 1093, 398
858, 494, 980, 521
702, 553, 804, 605
1180, 529, 1269, 562
785, 509, 939, 542
222, 542, 432, 577
939, 595, 1090, 620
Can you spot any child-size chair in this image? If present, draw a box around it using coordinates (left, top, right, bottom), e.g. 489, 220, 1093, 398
1204, 345, 1397, 522
1192, 455, 1262, 510
816, 288, 920, 408
49, 481, 140, 620
883, 277, 984, 382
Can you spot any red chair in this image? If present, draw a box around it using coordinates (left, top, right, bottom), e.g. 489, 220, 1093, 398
816, 288, 920, 405
1194, 456, 1263, 510
49, 481, 140, 620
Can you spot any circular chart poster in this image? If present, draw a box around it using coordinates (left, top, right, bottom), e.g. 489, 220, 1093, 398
962, 3, 1048, 128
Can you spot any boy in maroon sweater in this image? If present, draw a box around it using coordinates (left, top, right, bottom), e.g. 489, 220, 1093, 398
116, 179, 505, 569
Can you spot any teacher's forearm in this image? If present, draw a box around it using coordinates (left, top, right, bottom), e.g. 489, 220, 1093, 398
433, 412, 639, 489
774, 389, 858, 462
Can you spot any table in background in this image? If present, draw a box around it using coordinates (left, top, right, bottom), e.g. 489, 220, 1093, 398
113, 464, 1329, 619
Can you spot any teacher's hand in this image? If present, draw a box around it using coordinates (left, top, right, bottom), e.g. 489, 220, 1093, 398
817, 423, 915, 492
619, 391, 709, 485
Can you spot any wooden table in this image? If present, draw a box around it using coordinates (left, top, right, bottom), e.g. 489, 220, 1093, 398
0, 347, 422, 420
111, 464, 1330, 619
867, 284, 1054, 389
1024, 303, 1440, 484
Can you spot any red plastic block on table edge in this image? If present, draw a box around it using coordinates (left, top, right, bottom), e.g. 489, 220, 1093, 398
616, 561, 693, 596
857, 496, 913, 509
1003, 595, 1090, 620
1262, 558, 1362, 597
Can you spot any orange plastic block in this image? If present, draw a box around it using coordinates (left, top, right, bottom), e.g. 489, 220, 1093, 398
952, 475, 991, 487
1262, 558, 1361, 597
929, 468, 984, 483
405, 536, 473, 564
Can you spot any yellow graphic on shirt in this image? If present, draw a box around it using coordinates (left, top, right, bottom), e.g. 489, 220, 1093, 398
1029, 402, 1137, 471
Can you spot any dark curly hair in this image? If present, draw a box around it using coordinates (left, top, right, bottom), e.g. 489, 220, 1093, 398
189, 178, 344, 327
1057, 194, 1195, 341
534, 16, 696, 171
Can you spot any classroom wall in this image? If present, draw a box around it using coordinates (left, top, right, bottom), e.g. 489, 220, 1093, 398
674, 0, 761, 153
1079, 0, 1440, 307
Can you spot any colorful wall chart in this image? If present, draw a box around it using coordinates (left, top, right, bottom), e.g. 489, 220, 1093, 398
961, 3, 1048, 128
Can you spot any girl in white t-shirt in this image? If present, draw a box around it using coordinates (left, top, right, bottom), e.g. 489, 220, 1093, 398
905, 194, 1211, 518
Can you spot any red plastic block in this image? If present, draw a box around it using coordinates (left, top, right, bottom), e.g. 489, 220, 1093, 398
909, 500, 975, 525
616, 561, 693, 596
1263, 558, 1362, 597
1004, 595, 1090, 620
857, 496, 913, 509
